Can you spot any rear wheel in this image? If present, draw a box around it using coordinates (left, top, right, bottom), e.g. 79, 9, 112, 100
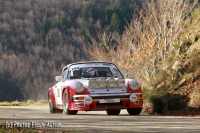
127, 108, 142, 115
62, 89, 78, 115
48, 94, 63, 113
106, 109, 121, 115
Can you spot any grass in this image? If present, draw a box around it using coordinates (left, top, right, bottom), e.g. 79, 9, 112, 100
188, 87, 200, 108
142, 87, 151, 101
173, 84, 180, 91
0, 100, 48, 106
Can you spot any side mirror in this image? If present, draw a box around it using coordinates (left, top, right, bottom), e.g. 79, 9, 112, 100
55, 76, 63, 82
126, 74, 135, 79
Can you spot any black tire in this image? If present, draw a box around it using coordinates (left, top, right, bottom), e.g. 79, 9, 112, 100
62, 89, 78, 115
48, 94, 63, 113
56, 108, 63, 113
106, 109, 121, 115
127, 108, 142, 115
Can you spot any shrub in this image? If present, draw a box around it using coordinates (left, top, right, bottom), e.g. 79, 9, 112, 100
187, 49, 200, 73
148, 89, 168, 114
149, 92, 190, 114
150, 70, 168, 90
142, 87, 151, 101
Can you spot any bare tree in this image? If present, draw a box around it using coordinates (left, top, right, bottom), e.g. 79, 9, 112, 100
135, 0, 198, 60
87, 0, 198, 85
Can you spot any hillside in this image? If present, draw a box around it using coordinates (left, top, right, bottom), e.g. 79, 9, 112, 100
0, 0, 140, 101
142, 7, 200, 116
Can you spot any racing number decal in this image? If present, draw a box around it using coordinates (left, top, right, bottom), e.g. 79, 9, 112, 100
54, 83, 62, 105
57, 89, 60, 97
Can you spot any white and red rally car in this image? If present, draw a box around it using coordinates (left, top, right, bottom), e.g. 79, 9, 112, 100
48, 61, 143, 115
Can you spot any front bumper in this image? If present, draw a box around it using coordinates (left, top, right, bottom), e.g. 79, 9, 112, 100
70, 93, 143, 110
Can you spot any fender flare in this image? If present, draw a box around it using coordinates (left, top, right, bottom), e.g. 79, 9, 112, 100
62, 86, 72, 109
48, 88, 56, 107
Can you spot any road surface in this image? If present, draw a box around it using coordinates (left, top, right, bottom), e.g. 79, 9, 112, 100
0, 106, 200, 132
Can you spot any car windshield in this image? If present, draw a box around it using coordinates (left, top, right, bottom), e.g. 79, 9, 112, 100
67, 66, 123, 79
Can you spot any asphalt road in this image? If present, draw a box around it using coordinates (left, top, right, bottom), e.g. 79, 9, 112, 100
0, 106, 200, 133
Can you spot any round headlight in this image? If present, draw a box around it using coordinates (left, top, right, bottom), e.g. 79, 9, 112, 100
116, 78, 125, 88
129, 80, 140, 90
107, 78, 117, 88
74, 82, 85, 93
97, 78, 107, 88
88, 78, 99, 89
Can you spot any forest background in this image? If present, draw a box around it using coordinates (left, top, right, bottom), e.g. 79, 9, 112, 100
0, 0, 142, 101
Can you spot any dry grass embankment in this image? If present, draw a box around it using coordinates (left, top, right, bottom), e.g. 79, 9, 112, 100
0, 100, 48, 106
142, 7, 200, 116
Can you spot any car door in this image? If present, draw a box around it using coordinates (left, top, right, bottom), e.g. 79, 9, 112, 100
55, 68, 69, 105
54, 82, 62, 105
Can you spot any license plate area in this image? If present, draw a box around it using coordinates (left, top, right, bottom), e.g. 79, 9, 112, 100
99, 99, 120, 103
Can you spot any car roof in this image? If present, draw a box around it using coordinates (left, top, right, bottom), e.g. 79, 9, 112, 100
67, 61, 113, 66
62, 61, 114, 72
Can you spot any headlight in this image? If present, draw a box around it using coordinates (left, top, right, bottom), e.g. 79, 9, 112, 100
74, 82, 85, 93
97, 78, 107, 88
116, 78, 125, 88
129, 80, 140, 90
88, 78, 99, 89
107, 78, 118, 88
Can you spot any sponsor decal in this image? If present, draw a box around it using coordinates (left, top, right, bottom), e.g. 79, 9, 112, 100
85, 64, 99, 66
103, 63, 111, 66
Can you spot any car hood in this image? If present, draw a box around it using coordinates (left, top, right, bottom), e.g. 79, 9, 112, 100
65, 78, 127, 94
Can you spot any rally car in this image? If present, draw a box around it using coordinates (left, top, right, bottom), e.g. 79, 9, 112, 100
48, 61, 143, 115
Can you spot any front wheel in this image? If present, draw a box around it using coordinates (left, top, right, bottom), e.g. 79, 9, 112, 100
62, 89, 78, 115
106, 109, 121, 115
127, 108, 142, 115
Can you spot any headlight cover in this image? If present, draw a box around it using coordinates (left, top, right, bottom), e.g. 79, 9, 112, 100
88, 78, 99, 89
107, 78, 118, 88
116, 78, 125, 88
97, 78, 107, 88
74, 82, 85, 93
129, 80, 140, 90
